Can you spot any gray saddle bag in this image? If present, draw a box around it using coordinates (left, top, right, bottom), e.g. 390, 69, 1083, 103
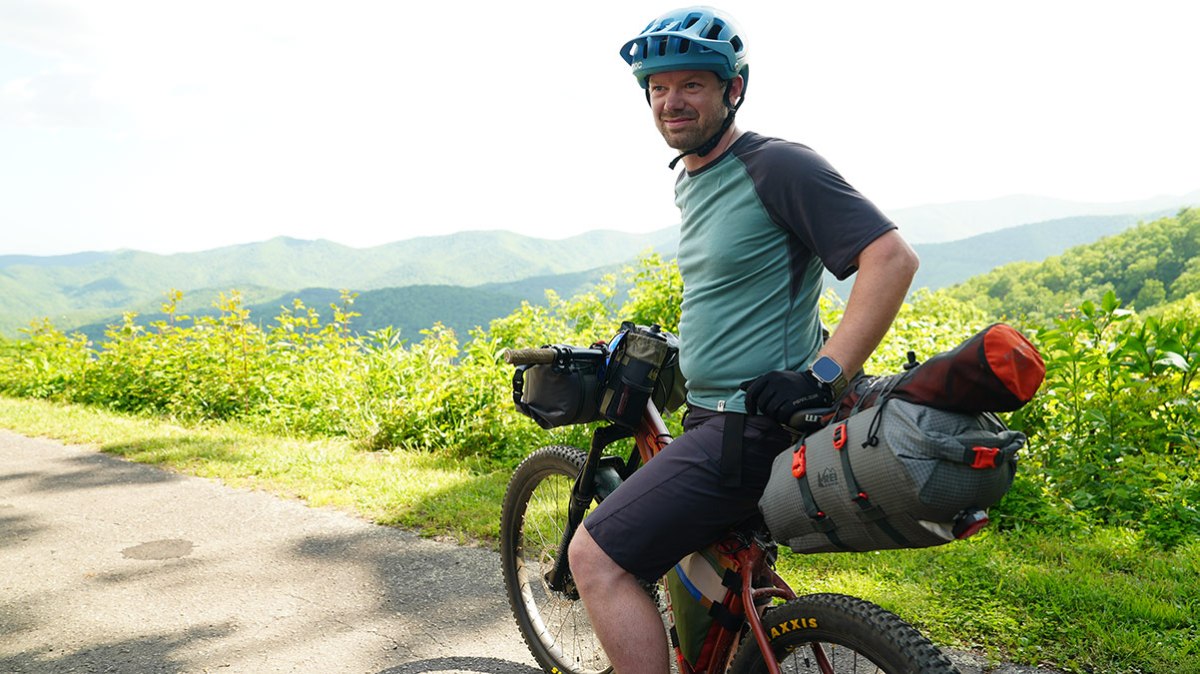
759, 398, 1024, 554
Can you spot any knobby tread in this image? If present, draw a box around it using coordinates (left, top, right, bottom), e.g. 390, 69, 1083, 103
729, 592, 960, 674
500, 445, 613, 674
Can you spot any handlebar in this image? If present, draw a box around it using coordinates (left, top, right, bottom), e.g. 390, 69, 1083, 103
503, 348, 557, 366
785, 405, 838, 435
503, 345, 608, 367
507, 345, 838, 435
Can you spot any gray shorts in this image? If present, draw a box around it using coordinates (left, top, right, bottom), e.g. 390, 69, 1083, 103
581, 406, 794, 581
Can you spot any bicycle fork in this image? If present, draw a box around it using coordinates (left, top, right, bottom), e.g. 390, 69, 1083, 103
546, 425, 633, 596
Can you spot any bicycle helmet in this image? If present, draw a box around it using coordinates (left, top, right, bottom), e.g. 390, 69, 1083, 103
619, 6, 749, 89
619, 6, 750, 168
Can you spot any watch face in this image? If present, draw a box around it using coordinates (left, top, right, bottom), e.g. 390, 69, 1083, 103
811, 356, 842, 383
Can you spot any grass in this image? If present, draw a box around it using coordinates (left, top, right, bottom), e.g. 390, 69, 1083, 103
2, 395, 1197, 673
0, 395, 508, 544
776, 531, 1199, 673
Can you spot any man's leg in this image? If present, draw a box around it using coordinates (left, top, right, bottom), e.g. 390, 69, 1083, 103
566, 408, 791, 673
568, 526, 669, 674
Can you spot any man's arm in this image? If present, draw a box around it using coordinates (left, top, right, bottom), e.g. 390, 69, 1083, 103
819, 229, 919, 377
741, 229, 918, 425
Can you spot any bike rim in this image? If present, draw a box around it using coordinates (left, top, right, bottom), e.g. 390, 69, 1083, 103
514, 468, 609, 674
782, 641, 889, 673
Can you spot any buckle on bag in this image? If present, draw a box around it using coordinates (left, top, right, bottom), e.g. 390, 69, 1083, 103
791, 444, 807, 478
970, 446, 1001, 469
832, 423, 847, 451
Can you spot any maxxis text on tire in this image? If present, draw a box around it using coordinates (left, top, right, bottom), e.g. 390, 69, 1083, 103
728, 592, 960, 674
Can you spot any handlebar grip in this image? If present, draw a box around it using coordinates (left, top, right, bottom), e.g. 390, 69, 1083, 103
503, 348, 557, 366
785, 406, 837, 434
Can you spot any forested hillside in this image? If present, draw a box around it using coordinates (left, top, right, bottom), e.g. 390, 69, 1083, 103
9, 192, 1196, 343
63, 267, 619, 345
825, 210, 1171, 300
946, 208, 1199, 318
0, 229, 676, 335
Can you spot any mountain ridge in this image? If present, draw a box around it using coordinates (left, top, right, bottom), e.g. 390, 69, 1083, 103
889, 190, 1200, 243
4, 193, 1198, 337
0, 229, 677, 335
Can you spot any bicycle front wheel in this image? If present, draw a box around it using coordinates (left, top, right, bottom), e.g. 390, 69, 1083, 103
500, 445, 611, 674
729, 593, 960, 674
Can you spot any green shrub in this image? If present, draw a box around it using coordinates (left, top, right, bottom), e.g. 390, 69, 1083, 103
2, 254, 1198, 548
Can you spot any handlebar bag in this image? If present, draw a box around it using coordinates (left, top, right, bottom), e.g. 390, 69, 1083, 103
600, 323, 680, 427
759, 398, 1023, 554
512, 347, 604, 429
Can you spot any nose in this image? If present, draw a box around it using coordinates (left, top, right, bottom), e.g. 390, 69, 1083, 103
657, 88, 687, 115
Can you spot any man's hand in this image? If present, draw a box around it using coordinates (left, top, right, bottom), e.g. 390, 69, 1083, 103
740, 370, 834, 428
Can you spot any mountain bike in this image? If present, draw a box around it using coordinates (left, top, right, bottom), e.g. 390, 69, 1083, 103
499, 343, 960, 674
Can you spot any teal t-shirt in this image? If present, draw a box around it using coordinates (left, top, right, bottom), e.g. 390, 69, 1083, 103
675, 131, 895, 414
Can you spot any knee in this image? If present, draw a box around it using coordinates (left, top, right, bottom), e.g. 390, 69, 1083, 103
568, 525, 612, 584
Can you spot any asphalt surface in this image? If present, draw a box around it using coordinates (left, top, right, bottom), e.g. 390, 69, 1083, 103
0, 430, 1058, 674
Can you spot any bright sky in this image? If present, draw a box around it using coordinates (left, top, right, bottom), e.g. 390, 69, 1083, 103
2, 0, 1197, 256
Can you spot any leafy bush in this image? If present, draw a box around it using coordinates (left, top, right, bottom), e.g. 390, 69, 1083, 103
2, 253, 1198, 549
0, 318, 91, 399
1008, 290, 1200, 547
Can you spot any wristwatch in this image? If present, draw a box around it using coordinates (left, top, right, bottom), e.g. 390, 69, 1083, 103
809, 355, 848, 399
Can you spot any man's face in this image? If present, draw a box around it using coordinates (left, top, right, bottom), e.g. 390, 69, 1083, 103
647, 70, 729, 151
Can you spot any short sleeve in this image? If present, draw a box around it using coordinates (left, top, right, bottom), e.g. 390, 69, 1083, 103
740, 139, 896, 280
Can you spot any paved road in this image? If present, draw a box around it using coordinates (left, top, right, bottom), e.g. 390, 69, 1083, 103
0, 430, 1054, 674
0, 430, 542, 673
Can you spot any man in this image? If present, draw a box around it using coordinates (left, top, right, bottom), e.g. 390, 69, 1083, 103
568, 7, 919, 672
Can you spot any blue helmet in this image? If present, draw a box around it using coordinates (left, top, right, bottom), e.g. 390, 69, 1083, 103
619, 6, 749, 89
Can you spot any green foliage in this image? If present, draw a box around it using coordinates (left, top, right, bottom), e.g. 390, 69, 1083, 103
776, 528, 1200, 674
0, 257, 666, 465
6, 247, 1200, 673
0, 229, 677, 337
622, 252, 683, 332
843, 289, 991, 373
947, 208, 1200, 320
903, 211, 1175, 293
0, 318, 91, 399
3, 250, 1199, 553
1008, 290, 1200, 548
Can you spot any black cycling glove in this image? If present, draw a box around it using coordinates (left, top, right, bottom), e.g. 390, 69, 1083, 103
740, 370, 833, 428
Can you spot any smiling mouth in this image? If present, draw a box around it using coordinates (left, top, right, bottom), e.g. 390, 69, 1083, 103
662, 116, 696, 127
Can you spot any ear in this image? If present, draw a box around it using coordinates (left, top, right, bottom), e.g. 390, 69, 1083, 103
726, 75, 746, 108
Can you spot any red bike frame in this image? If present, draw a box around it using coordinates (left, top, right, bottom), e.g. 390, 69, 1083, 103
633, 401, 797, 674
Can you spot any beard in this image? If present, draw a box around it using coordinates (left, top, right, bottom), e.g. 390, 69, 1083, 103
656, 106, 729, 151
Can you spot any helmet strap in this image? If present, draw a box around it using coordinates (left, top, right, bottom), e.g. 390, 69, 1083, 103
667, 79, 746, 170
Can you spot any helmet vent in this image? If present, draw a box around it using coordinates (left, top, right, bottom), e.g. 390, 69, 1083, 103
704, 22, 725, 40
730, 36, 743, 52
678, 39, 691, 54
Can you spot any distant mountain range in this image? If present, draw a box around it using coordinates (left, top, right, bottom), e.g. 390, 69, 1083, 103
2, 193, 1196, 340
0, 229, 676, 337
66, 271, 621, 345
825, 209, 1181, 299
889, 190, 1200, 243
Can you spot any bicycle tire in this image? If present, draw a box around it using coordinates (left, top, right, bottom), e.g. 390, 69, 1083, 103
728, 593, 960, 674
500, 445, 612, 674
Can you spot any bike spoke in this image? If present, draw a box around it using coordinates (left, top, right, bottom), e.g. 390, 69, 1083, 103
507, 456, 609, 674
767, 641, 887, 674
